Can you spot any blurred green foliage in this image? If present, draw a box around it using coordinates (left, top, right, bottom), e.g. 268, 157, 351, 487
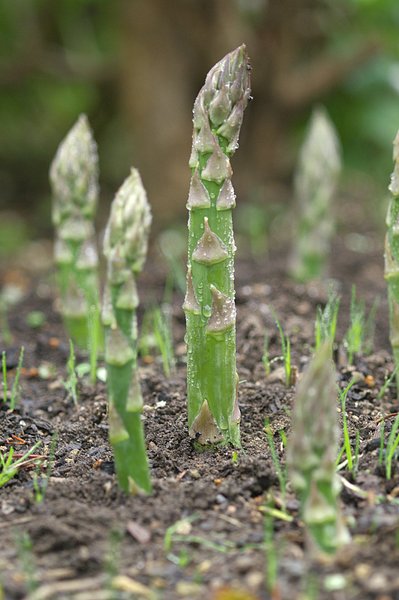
0, 0, 399, 232
317, 0, 399, 183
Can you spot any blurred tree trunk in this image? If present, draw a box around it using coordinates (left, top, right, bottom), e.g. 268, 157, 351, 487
118, 0, 377, 223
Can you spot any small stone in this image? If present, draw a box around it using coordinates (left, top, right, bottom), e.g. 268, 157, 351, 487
367, 573, 388, 593
103, 480, 113, 494
198, 560, 212, 573
245, 571, 264, 589
176, 581, 203, 596
323, 574, 347, 591
235, 555, 253, 573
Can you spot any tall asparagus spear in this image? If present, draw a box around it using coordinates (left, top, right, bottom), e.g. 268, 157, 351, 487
102, 168, 152, 493
385, 129, 399, 391
287, 343, 350, 555
290, 107, 341, 283
49, 114, 101, 348
184, 45, 251, 446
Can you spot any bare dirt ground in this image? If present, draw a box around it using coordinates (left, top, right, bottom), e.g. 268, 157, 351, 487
1, 222, 398, 600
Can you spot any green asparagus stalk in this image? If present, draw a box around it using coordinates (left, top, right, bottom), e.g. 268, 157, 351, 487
184, 45, 251, 446
49, 114, 101, 348
102, 168, 152, 494
385, 129, 399, 392
290, 107, 341, 283
287, 343, 350, 555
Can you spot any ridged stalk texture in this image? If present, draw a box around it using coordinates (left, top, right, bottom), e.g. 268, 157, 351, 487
184, 45, 251, 446
102, 168, 152, 494
287, 343, 350, 554
385, 130, 399, 392
49, 114, 101, 348
290, 107, 341, 282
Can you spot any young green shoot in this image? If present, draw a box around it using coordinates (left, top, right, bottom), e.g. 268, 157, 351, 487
385, 128, 399, 391
25, 311, 46, 329
263, 503, 279, 599
290, 106, 341, 282
152, 307, 175, 377
231, 449, 239, 466
339, 380, 356, 473
102, 168, 152, 494
64, 339, 78, 405
15, 532, 38, 595
385, 412, 399, 480
0, 298, 12, 345
262, 332, 271, 376
184, 45, 251, 446
264, 419, 286, 504
377, 366, 398, 400
88, 304, 100, 384
2, 351, 7, 404
49, 114, 101, 349
363, 297, 379, 355
9, 346, 24, 411
158, 228, 186, 300
379, 420, 385, 467
344, 286, 365, 365
0, 441, 42, 487
32, 433, 58, 503
275, 316, 292, 387
2, 347, 25, 410
314, 288, 340, 355
287, 343, 350, 555
104, 528, 123, 594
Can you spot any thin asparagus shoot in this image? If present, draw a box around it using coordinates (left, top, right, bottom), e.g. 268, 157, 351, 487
49, 114, 101, 349
184, 44, 251, 446
287, 343, 350, 554
385, 128, 399, 392
290, 107, 341, 282
102, 168, 152, 494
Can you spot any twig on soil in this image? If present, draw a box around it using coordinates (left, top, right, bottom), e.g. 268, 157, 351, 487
338, 475, 370, 500
376, 411, 399, 424
0, 516, 34, 529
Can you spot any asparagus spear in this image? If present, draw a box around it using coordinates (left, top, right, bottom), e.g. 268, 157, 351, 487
102, 168, 152, 493
385, 129, 399, 392
290, 107, 341, 282
49, 114, 101, 348
287, 343, 350, 554
184, 45, 251, 446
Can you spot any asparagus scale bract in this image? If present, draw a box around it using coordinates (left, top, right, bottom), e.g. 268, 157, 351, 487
102, 168, 152, 494
287, 343, 350, 554
50, 114, 101, 348
290, 107, 341, 283
385, 129, 399, 392
184, 45, 251, 446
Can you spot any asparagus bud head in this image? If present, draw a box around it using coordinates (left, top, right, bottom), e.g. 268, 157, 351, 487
49, 114, 100, 348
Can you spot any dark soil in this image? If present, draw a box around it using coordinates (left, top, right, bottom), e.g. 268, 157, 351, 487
1, 227, 399, 600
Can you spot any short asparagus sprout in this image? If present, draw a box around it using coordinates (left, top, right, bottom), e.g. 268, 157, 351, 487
102, 168, 152, 494
290, 107, 341, 282
49, 114, 101, 348
314, 287, 340, 356
184, 44, 251, 446
287, 343, 350, 555
385, 129, 399, 392
344, 286, 378, 365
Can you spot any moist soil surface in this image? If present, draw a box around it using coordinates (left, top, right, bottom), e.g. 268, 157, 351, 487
0, 227, 399, 600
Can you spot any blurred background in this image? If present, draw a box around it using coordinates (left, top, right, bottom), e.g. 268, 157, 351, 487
1, 0, 399, 252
